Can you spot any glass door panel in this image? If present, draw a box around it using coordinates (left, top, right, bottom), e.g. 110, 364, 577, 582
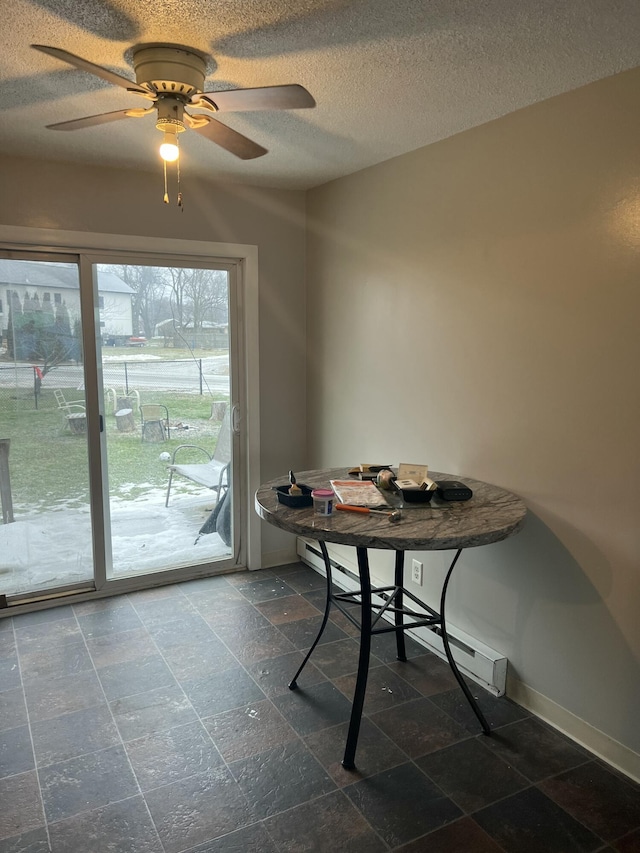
95, 262, 234, 580
0, 256, 95, 598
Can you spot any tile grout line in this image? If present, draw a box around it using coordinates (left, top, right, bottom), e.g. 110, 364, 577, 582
70, 602, 168, 853
125, 584, 265, 847
130, 577, 388, 849
12, 614, 56, 853
225, 573, 401, 850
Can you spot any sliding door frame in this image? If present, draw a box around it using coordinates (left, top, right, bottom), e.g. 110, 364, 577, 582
0, 225, 261, 612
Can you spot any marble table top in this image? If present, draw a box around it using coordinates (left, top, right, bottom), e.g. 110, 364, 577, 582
255, 468, 526, 551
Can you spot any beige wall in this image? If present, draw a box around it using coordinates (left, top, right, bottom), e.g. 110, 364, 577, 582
0, 157, 307, 557
306, 67, 640, 768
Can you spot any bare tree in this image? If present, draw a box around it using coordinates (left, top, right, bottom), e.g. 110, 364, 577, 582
182, 268, 228, 331
98, 264, 228, 343
165, 267, 189, 329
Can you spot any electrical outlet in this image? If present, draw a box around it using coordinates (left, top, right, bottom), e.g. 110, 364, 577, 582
411, 559, 423, 585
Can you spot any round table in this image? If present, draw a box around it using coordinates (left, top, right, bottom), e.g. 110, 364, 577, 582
255, 468, 526, 769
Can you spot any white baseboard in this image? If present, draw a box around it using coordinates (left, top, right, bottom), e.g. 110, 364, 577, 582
507, 675, 640, 785
295, 537, 640, 783
296, 537, 507, 696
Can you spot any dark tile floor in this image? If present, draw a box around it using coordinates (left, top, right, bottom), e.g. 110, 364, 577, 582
1, 562, 639, 853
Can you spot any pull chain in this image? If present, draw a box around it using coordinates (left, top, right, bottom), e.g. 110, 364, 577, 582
163, 159, 169, 204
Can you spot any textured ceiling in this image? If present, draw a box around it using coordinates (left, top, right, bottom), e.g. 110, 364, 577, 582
1, 0, 639, 190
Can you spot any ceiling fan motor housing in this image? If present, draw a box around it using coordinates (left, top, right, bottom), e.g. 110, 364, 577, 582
155, 98, 186, 133
132, 46, 207, 98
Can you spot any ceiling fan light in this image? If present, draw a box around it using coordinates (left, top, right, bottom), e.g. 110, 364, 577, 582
159, 130, 179, 162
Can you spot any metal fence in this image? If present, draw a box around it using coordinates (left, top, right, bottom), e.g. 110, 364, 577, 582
101, 358, 213, 397
0, 358, 229, 410
0, 366, 42, 410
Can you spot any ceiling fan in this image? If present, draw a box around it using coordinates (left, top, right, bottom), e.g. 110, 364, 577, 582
31, 42, 315, 165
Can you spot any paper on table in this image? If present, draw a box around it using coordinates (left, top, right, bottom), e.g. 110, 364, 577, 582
330, 480, 388, 507
397, 463, 429, 482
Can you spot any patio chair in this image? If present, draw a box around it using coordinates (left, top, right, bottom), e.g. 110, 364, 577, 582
165, 406, 231, 506
105, 386, 141, 413
140, 404, 170, 442
54, 389, 86, 431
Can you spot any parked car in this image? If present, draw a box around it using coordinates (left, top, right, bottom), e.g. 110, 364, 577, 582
126, 336, 147, 347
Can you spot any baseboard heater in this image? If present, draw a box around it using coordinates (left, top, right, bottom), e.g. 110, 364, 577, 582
297, 537, 507, 696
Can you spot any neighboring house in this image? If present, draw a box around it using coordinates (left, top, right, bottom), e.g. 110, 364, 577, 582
0, 259, 133, 346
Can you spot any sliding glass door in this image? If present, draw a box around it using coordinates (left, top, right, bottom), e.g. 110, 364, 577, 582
0, 254, 95, 600
95, 261, 235, 580
0, 250, 242, 606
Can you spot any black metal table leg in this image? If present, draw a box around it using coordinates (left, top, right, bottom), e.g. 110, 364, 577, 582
289, 541, 489, 771
439, 549, 491, 735
342, 546, 373, 770
289, 541, 333, 689
394, 550, 407, 662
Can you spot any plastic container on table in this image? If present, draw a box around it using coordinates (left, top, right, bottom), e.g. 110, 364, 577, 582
311, 488, 335, 516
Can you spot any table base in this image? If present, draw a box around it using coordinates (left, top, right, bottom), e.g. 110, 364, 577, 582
289, 542, 491, 770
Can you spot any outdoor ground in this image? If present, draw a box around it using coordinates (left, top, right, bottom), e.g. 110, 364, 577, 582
0, 365, 231, 596
0, 488, 231, 595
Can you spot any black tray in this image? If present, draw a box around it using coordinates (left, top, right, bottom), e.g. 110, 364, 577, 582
393, 484, 435, 503
273, 484, 313, 507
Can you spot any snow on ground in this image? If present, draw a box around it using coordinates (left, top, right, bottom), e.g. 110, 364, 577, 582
0, 486, 230, 596
102, 353, 162, 361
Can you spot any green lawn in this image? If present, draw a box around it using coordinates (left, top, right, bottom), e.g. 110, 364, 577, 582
0, 387, 228, 511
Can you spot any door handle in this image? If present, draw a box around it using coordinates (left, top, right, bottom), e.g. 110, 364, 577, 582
231, 404, 241, 434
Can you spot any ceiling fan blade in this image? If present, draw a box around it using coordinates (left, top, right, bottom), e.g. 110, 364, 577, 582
46, 109, 142, 131
193, 84, 315, 113
189, 116, 267, 160
31, 45, 148, 95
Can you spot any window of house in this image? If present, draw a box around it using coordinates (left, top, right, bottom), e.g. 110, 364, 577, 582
98, 296, 104, 308
54, 293, 61, 304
